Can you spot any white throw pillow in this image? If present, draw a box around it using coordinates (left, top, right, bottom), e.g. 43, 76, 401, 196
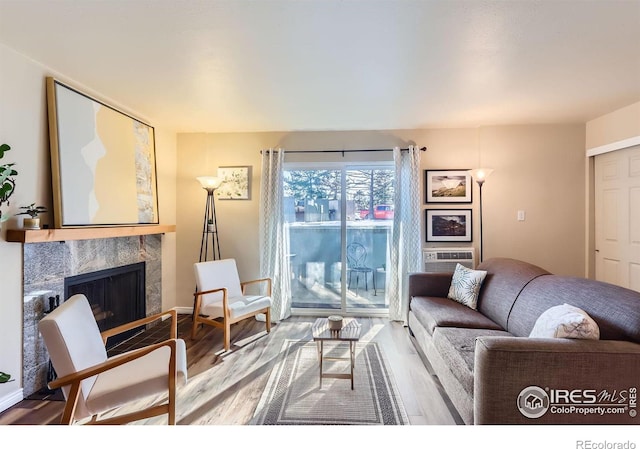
447, 263, 488, 310
529, 303, 600, 340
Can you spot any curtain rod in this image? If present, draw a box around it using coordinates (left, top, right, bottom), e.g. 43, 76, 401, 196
261, 146, 426, 155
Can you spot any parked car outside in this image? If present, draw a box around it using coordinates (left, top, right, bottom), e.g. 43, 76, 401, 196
358, 205, 394, 220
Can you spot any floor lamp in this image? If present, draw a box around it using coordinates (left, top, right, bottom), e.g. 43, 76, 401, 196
196, 176, 223, 262
467, 168, 493, 264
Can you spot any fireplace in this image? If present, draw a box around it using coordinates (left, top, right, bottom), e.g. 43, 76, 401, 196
64, 262, 146, 349
22, 235, 163, 397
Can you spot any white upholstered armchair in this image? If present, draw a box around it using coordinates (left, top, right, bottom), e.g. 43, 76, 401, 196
192, 258, 272, 351
38, 294, 188, 425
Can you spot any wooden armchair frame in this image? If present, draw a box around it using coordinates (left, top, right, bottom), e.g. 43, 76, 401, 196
48, 309, 183, 425
192, 277, 272, 351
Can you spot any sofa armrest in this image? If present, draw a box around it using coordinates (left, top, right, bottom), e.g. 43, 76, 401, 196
474, 336, 640, 425
408, 272, 453, 299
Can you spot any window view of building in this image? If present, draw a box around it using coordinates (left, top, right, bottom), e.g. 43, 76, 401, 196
284, 166, 394, 313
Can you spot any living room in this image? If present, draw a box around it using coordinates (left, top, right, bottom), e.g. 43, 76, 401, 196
0, 0, 639, 445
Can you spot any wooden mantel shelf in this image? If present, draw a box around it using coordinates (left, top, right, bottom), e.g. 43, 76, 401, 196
6, 224, 176, 243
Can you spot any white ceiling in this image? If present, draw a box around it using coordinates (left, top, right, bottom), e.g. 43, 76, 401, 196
1, 0, 639, 133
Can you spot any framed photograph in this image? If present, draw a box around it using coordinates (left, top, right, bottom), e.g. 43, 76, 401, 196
217, 166, 251, 200
426, 209, 472, 242
46, 77, 159, 227
425, 170, 472, 203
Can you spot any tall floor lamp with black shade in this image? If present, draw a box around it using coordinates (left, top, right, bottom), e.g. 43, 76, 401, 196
197, 176, 223, 262
467, 168, 493, 264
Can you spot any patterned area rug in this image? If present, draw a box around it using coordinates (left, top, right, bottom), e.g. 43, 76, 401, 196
251, 339, 409, 425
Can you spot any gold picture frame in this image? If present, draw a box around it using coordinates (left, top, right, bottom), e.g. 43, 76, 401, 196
46, 77, 159, 227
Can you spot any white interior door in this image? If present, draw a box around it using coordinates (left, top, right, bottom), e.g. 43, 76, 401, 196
594, 144, 640, 292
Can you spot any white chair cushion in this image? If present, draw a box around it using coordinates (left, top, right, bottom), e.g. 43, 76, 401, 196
201, 295, 272, 320
38, 294, 108, 418
86, 339, 188, 415
194, 259, 244, 306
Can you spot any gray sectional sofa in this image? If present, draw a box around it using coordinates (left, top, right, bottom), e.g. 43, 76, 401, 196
408, 257, 640, 424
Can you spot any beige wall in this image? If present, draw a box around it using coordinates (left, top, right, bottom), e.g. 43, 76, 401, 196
586, 101, 640, 150
176, 125, 586, 309
0, 43, 177, 409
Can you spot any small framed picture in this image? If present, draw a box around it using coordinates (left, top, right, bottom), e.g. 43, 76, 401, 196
426, 209, 472, 242
217, 166, 251, 200
425, 170, 472, 203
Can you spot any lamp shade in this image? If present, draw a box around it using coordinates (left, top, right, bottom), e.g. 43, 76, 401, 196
197, 176, 223, 190
467, 168, 494, 184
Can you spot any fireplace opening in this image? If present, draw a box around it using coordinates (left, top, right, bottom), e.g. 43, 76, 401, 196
64, 261, 146, 349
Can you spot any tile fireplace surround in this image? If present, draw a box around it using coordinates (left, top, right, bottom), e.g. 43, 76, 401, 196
22, 234, 163, 397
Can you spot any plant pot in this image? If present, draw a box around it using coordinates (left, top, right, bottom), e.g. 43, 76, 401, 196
23, 217, 40, 229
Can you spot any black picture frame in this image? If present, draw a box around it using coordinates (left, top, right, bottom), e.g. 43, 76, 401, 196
425, 169, 472, 203
426, 209, 472, 242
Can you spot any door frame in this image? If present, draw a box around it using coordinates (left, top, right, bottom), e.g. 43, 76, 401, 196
585, 136, 640, 279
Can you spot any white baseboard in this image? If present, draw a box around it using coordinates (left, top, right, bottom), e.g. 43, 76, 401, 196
0, 389, 24, 413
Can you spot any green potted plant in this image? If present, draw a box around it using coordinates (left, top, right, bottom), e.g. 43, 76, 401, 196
0, 143, 18, 223
16, 203, 47, 229
0, 371, 14, 383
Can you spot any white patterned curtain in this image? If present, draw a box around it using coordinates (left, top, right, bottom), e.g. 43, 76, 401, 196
388, 146, 423, 323
259, 148, 292, 322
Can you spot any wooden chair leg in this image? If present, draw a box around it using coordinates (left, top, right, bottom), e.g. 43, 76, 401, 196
60, 382, 82, 425
265, 308, 271, 332
191, 316, 199, 340
168, 381, 176, 425
224, 322, 231, 351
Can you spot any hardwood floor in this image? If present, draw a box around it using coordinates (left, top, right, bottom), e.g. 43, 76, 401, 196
0, 314, 460, 425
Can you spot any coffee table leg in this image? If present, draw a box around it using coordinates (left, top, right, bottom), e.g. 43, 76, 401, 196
351, 341, 356, 368
350, 341, 354, 390
319, 340, 324, 389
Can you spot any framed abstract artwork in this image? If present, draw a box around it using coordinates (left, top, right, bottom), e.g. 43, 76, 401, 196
425, 170, 472, 203
46, 77, 159, 227
426, 209, 472, 242
216, 166, 251, 200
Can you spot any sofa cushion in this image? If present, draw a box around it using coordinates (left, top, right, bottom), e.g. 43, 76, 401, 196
432, 327, 512, 395
475, 258, 550, 330
508, 275, 640, 341
411, 296, 503, 335
529, 303, 600, 340
447, 263, 488, 310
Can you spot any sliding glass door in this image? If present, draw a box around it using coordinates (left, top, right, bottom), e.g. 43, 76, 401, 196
344, 168, 393, 310
284, 164, 394, 315
285, 168, 343, 309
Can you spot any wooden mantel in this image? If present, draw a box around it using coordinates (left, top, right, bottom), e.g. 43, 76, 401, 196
6, 224, 176, 243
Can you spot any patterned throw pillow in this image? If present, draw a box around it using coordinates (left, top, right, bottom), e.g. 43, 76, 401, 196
529, 303, 600, 339
447, 263, 488, 310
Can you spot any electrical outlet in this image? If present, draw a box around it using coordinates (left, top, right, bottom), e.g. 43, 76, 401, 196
517, 210, 526, 221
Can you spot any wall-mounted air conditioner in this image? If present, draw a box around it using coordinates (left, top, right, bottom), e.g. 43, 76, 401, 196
423, 247, 476, 273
